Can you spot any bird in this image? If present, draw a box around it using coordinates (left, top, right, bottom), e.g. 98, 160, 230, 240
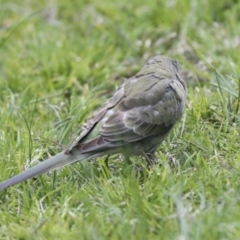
0, 55, 187, 191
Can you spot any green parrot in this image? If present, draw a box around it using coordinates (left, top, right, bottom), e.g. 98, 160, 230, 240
0, 55, 187, 191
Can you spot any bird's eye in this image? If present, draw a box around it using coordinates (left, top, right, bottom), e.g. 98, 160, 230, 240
172, 60, 178, 71
172, 60, 178, 66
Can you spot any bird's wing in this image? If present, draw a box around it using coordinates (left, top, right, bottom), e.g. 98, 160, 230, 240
66, 86, 125, 152
101, 76, 183, 142
70, 74, 185, 154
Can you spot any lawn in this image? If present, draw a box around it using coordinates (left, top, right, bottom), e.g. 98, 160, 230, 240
0, 0, 240, 239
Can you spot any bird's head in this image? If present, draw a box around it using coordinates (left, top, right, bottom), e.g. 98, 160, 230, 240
145, 55, 179, 73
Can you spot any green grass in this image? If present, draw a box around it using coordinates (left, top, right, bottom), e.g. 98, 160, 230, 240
1, 0, 240, 239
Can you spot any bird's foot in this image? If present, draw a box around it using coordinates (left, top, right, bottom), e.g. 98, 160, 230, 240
142, 152, 161, 168
167, 154, 180, 168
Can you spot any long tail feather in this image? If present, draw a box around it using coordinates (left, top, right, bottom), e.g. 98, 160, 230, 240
0, 151, 88, 191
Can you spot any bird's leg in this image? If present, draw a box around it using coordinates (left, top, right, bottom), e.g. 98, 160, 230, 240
142, 151, 160, 167
104, 155, 110, 168
123, 156, 132, 165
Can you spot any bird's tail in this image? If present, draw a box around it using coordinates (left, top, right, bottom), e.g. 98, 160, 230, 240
0, 149, 94, 191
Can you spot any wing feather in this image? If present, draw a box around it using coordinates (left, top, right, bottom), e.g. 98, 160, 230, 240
69, 71, 185, 154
